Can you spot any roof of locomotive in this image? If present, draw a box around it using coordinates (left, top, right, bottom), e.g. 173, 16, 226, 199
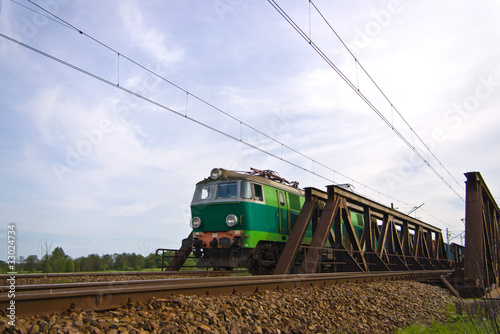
196, 168, 305, 196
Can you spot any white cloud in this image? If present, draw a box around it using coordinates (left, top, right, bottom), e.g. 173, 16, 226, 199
119, 1, 184, 64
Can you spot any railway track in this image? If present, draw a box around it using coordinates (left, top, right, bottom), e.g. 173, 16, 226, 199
0, 270, 234, 285
0, 270, 453, 316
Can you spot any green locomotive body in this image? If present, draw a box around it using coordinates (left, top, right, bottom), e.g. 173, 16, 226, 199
183, 168, 364, 270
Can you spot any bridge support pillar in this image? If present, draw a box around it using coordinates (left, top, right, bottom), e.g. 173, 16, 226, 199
464, 171, 500, 289
464, 172, 484, 286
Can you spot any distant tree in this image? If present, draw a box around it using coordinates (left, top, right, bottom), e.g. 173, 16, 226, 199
128, 253, 145, 271
113, 253, 128, 270
73, 257, 85, 272
144, 253, 157, 269
99, 254, 114, 271
66, 258, 75, 272
86, 254, 100, 271
0, 260, 8, 274
49, 247, 69, 273
19, 256, 25, 273
39, 241, 53, 273
40, 254, 51, 273
24, 255, 39, 272
148, 252, 166, 269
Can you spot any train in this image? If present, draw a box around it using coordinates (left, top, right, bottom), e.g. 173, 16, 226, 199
182, 167, 365, 271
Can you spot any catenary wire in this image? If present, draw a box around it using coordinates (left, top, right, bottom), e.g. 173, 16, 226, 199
12, 0, 401, 199
268, 0, 465, 202
308, 0, 463, 195
0, 31, 342, 189
1, 2, 461, 229
0, 31, 457, 230
9, 0, 75, 31
20, 0, 331, 170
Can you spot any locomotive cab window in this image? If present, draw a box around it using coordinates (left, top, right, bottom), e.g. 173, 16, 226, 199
193, 183, 215, 201
278, 192, 285, 206
241, 181, 253, 199
240, 181, 264, 202
253, 184, 263, 201
216, 181, 238, 199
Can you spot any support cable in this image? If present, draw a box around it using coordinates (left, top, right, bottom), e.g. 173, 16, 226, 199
0, 31, 445, 222
6, 1, 374, 196
268, 0, 465, 202
2, 1, 462, 228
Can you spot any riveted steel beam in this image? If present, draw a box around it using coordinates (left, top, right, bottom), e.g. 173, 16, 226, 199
275, 183, 452, 275
464, 172, 500, 287
302, 186, 341, 273
274, 188, 322, 275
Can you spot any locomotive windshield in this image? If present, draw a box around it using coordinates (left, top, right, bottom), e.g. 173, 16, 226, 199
216, 182, 238, 198
192, 180, 264, 204
195, 184, 215, 200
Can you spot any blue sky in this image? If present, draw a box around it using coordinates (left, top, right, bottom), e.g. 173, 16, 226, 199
1, 0, 499, 260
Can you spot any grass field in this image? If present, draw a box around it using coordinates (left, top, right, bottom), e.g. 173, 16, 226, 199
398, 302, 500, 334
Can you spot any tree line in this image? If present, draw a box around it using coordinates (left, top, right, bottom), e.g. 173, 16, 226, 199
0, 247, 174, 273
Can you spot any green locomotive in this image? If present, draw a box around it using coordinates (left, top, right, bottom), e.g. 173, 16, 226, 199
182, 168, 364, 270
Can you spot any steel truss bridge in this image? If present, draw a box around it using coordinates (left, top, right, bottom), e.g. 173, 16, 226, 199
273, 185, 452, 275
162, 171, 499, 298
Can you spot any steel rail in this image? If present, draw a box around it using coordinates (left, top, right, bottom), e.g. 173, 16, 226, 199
0, 270, 233, 281
0, 278, 206, 292
0, 270, 452, 316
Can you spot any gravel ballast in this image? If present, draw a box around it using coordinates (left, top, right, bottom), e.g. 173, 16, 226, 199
2, 280, 457, 333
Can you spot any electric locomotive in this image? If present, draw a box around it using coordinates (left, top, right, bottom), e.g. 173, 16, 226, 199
182, 167, 364, 270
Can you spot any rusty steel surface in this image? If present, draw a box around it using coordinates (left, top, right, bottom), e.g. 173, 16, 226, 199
1, 277, 215, 293
0, 270, 229, 286
156, 233, 193, 271
274, 188, 321, 274
464, 172, 500, 288
274, 185, 452, 275
0, 270, 214, 280
0, 270, 453, 316
302, 186, 341, 274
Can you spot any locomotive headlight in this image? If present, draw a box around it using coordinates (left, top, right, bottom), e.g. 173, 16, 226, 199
210, 168, 222, 180
226, 214, 238, 227
190, 217, 202, 229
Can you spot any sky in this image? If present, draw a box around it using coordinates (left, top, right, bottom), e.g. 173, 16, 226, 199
0, 0, 499, 261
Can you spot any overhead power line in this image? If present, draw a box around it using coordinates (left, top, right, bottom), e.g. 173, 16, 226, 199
267, 0, 465, 202
2, 1, 459, 229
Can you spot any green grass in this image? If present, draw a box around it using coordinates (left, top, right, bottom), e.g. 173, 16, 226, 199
398, 319, 496, 334
398, 302, 500, 334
